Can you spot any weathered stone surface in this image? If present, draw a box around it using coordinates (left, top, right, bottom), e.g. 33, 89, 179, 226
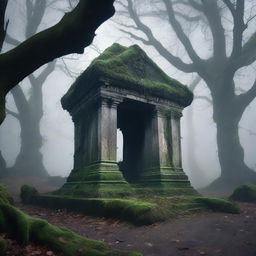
59, 43, 195, 197
61, 43, 193, 111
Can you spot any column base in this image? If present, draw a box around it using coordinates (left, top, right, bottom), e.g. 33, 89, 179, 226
56, 161, 134, 198
138, 167, 197, 196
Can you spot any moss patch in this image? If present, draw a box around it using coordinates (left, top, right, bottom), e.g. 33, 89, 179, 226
0, 237, 7, 256
22, 185, 240, 225
195, 197, 240, 214
0, 184, 13, 205
24, 194, 161, 225
229, 184, 256, 202
0, 203, 141, 256
61, 43, 193, 110
20, 184, 39, 204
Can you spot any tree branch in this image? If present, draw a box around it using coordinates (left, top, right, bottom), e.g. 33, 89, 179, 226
36, 60, 57, 85
26, 0, 47, 38
4, 33, 21, 47
0, 0, 115, 95
5, 107, 19, 120
188, 0, 203, 12
0, 0, 8, 52
188, 75, 201, 92
11, 86, 30, 115
236, 78, 256, 113
228, 0, 247, 59
235, 32, 256, 69
163, 0, 205, 70
201, 0, 227, 62
119, 28, 150, 45
222, 0, 235, 16
194, 95, 212, 104
123, 0, 196, 73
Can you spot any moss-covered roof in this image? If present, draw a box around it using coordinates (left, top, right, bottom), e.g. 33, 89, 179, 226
61, 43, 193, 110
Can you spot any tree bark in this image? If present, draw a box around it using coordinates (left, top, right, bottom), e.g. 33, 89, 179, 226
211, 113, 256, 188
10, 83, 47, 176
186, 103, 207, 188
0, 0, 115, 125
207, 77, 256, 189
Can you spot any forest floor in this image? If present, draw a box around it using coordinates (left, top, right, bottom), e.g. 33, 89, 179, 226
2, 177, 256, 256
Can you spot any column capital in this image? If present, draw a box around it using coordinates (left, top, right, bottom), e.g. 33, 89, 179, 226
111, 97, 123, 109
171, 110, 183, 119
153, 105, 170, 118
98, 96, 123, 108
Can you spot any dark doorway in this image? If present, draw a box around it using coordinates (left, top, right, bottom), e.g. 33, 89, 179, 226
117, 99, 153, 183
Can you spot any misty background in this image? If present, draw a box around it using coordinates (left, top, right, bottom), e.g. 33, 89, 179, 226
0, 0, 256, 188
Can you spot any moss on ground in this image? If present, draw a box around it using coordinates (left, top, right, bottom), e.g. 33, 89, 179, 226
20, 184, 38, 204
0, 184, 13, 205
195, 197, 240, 214
0, 202, 141, 256
21, 185, 240, 225
229, 184, 256, 202
0, 237, 7, 256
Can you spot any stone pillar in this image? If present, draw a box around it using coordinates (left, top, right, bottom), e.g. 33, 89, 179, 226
170, 110, 182, 169
98, 98, 119, 162
140, 105, 191, 194
141, 106, 171, 182
60, 96, 133, 198
154, 107, 171, 167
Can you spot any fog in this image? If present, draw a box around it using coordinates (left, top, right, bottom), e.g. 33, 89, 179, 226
0, 0, 256, 189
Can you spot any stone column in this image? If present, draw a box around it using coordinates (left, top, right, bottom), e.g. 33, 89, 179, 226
98, 98, 120, 163
154, 106, 171, 167
141, 106, 171, 182
62, 95, 133, 198
140, 105, 191, 194
170, 110, 182, 169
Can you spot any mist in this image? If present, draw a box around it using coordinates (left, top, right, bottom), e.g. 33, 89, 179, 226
0, 0, 256, 190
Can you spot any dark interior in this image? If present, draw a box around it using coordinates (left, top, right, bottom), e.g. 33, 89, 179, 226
117, 99, 153, 183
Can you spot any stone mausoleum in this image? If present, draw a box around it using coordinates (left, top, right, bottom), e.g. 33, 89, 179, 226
59, 43, 194, 197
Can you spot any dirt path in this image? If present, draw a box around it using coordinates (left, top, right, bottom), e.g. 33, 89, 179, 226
17, 202, 256, 256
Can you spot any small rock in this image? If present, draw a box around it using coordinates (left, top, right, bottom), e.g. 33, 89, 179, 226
144, 242, 153, 247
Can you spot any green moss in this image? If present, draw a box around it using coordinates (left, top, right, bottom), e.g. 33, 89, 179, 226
195, 197, 240, 214
20, 184, 38, 204
0, 238, 7, 256
26, 191, 240, 226
0, 202, 141, 256
57, 182, 134, 198
0, 184, 13, 205
229, 184, 256, 202
62, 43, 193, 110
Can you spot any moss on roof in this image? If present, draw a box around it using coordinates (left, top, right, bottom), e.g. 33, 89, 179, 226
62, 43, 193, 110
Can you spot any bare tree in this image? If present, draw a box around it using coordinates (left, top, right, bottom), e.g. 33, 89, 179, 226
0, 0, 115, 176
117, 0, 256, 189
4, 1, 58, 176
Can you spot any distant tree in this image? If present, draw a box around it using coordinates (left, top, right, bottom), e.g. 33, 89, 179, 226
0, 0, 115, 174
117, 0, 256, 189
4, 1, 57, 177
0, 0, 8, 172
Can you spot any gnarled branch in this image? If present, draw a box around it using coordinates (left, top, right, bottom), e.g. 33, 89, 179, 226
163, 0, 205, 71
123, 0, 196, 73
0, 0, 115, 95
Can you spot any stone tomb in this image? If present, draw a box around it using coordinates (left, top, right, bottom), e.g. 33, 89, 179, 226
59, 43, 194, 197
